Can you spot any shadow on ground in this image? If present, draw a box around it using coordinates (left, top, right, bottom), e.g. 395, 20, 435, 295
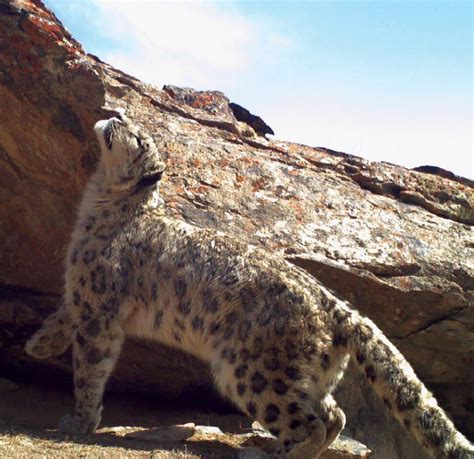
0, 378, 251, 458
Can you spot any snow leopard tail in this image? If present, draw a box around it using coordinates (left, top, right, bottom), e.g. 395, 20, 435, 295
332, 302, 473, 459
25, 303, 72, 359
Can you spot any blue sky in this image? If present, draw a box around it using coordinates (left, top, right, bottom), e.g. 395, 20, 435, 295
46, 0, 472, 178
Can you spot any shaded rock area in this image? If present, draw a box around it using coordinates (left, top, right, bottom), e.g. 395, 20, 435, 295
0, 1, 472, 458
411, 165, 474, 188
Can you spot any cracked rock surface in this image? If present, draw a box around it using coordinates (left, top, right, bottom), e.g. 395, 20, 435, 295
0, 0, 472, 457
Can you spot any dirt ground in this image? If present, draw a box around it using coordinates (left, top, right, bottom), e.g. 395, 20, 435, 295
0, 377, 371, 458
0, 377, 254, 458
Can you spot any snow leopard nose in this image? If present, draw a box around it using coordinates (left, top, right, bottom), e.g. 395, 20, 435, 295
113, 111, 129, 124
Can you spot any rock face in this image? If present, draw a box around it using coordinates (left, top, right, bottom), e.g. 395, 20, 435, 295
228, 102, 275, 137
0, 0, 472, 457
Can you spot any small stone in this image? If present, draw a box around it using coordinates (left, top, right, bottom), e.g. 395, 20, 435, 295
194, 425, 224, 435
126, 423, 196, 442
321, 435, 372, 458
0, 377, 19, 392
239, 422, 275, 449
250, 421, 265, 432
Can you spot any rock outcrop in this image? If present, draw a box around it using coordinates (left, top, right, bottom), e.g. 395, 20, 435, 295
0, 1, 472, 457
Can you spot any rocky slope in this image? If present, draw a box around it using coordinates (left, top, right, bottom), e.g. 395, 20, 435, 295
0, 1, 472, 457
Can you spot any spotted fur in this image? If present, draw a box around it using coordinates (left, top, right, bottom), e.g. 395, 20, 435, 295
25, 115, 473, 458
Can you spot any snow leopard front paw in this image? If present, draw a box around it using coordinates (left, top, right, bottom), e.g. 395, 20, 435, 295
58, 411, 101, 435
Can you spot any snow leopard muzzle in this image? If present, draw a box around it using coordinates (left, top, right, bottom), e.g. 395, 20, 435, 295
104, 117, 122, 150
94, 117, 122, 151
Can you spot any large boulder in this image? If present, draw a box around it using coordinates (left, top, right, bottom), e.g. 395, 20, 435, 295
0, 1, 472, 456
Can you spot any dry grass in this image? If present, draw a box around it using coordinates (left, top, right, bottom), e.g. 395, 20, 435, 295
0, 426, 235, 458
0, 432, 187, 458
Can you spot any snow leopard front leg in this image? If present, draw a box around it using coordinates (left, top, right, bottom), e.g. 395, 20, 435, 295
59, 270, 125, 435
59, 323, 124, 435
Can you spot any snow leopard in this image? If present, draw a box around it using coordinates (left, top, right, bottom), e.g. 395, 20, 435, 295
25, 114, 474, 459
